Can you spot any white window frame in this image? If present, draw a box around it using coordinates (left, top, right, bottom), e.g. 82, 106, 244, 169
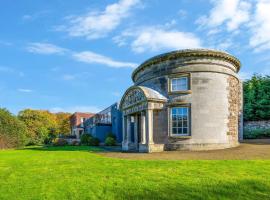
171, 76, 188, 92
170, 106, 190, 136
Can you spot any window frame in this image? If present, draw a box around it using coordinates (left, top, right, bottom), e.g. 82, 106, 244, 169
168, 74, 191, 94
170, 106, 191, 137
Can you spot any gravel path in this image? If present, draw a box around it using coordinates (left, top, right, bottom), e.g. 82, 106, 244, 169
98, 139, 270, 160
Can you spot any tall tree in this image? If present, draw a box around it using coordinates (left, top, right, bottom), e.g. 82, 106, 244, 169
55, 112, 71, 135
18, 109, 57, 144
244, 75, 270, 121
0, 108, 27, 149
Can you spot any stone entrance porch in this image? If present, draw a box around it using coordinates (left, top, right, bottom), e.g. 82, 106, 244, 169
120, 86, 167, 153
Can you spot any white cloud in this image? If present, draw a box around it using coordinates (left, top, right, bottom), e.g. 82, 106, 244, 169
114, 27, 202, 53
18, 89, 33, 93
50, 106, 101, 113
197, 0, 251, 32
238, 71, 253, 80
0, 66, 14, 73
72, 51, 137, 68
112, 91, 121, 97
26, 43, 67, 55
62, 74, 76, 81
249, 0, 270, 52
59, 0, 140, 39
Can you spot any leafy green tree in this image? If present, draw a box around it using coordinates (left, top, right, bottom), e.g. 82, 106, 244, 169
0, 108, 27, 149
244, 74, 270, 121
18, 109, 57, 144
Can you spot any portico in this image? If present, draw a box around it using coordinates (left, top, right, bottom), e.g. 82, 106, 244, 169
120, 86, 167, 152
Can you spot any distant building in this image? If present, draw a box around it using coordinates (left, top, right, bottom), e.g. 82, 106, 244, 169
84, 103, 122, 144
70, 112, 95, 139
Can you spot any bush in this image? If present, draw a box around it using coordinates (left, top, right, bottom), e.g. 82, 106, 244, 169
52, 138, 67, 146
89, 137, 100, 146
80, 134, 91, 145
106, 132, 116, 139
244, 128, 270, 139
0, 108, 27, 149
105, 137, 116, 146
71, 140, 80, 146
105, 133, 117, 146
80, 134, 100, 146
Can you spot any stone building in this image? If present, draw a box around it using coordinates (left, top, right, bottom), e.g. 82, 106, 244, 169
119, 49, 243, 152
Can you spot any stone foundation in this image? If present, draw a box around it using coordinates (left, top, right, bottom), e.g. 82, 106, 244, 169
165, 142, 239, 151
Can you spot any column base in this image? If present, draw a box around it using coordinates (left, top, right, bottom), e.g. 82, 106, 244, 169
122, 141, 137, 152
139, 143, 164, 153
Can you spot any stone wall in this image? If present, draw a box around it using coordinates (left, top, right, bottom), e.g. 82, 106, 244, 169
227, 76, 240, 141
244, 121, 270, 130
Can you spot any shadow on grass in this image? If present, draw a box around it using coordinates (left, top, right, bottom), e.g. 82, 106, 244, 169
22, 145, 105, 152
117, 179, 270, 200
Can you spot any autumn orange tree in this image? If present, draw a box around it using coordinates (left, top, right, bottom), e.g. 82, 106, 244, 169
18, 109, 58, 144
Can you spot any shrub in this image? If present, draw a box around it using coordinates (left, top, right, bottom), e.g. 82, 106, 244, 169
244, 128, 270, 139
106, 132, 116, 139
0, 108, 27, 149
80, 134, 100, 146
80, 134, 91, 145
53, 138, 67, 146
105, 137, 116, 146
71, 140, 80, 146
105, 133, 117, 146
89, 137, 100, 146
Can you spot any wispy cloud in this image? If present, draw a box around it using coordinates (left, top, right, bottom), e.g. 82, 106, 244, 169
249, 0, 270, 52
114, 26, 202, 53
26, 42, 136, 68
73, 51, 137, 68
18, 89, 33, 93
57, 0, 141, 40
26, 43, 68, 55
22, 10, 51, 22
62, 74, 76, 81
50, 106, 101, 113
196, 0, 251, 32
0, 66, 25, 77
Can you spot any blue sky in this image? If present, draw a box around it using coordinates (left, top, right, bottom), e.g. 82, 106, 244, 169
0, 0, 270, 114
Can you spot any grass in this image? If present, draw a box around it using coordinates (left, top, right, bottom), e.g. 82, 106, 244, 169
0, 146, 270, 200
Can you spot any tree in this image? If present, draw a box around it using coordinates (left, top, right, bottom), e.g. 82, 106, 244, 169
55, 112, 71, 135
0, 108, 27, 149
244, 74, 270, 121
18, 109, 57, 144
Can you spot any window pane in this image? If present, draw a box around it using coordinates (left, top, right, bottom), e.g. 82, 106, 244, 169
183, 128, 188, 134
183, 120, 188, 127
173, 128, 177, 134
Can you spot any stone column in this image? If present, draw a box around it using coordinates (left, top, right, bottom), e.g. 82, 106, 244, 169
122, 115, 126, 143
134, 114, 138, 147
127, 115, 131, 143
140, 112, 146, 144
146, 109, 154, 144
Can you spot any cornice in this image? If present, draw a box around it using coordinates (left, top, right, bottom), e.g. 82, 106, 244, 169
132, 49, 241, 82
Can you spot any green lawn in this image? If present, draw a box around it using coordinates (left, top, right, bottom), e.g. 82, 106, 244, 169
0, 146, 270, 200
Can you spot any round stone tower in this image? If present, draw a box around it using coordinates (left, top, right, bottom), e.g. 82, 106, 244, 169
120, 49, 242, 152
